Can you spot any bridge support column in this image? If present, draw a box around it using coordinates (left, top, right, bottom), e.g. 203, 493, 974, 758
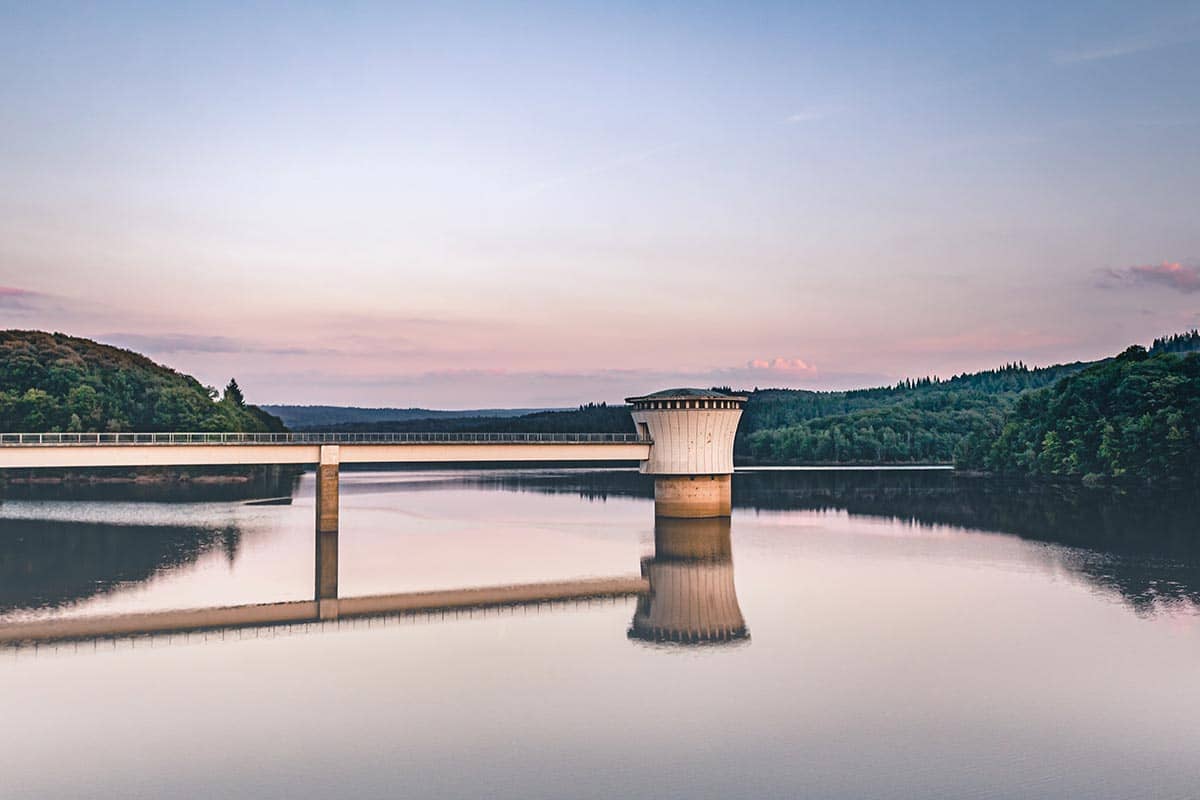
315, 445, 339, 617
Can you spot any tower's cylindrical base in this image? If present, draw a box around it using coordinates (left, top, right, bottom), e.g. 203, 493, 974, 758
653, 474, 731, 518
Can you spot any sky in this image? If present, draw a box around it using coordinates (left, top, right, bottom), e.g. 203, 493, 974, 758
1, 1, 1198, 408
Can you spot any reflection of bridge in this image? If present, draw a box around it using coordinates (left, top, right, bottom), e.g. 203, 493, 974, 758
0, 516, 747, 648
0, 577, 649, 645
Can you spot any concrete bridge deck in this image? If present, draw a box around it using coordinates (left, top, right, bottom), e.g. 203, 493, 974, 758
0, 432, 651, 468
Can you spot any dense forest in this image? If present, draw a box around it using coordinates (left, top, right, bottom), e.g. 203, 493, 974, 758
958, 347, 1200, 484
0, 331, 284, 433
738, 361, 1090, 464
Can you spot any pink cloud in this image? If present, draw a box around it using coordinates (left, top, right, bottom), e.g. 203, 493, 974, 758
1106, 261, 1200, 293
0, 286, 43, 310
746, 357, 817, 374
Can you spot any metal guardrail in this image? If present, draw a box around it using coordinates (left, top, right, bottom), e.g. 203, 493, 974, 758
0, 432, 649, 446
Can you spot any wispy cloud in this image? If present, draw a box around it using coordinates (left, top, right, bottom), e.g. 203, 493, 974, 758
1101, 261, 1200, 294
785, 108, 835, 124
98, 332, 338, 357
1053, 28, 1200, 64
0, 286, 47, 312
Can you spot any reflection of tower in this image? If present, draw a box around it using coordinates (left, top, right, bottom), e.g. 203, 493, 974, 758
315, 445, 339, 617
629, 517, 748, 644
626, 389, 746, 518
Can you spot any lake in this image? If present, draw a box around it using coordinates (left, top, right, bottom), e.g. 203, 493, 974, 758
2, 467, 1199, 799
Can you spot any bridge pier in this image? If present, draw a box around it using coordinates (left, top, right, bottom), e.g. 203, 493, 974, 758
315, 445, 339, 617
626, 390, 746, 518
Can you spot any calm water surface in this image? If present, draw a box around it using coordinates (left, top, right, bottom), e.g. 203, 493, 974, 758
2, 468, 1199, 799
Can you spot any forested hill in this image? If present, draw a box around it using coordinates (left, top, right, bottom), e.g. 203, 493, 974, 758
740, 332, 1200, 466
739, 361, 1092, 464
958, 347, 1200, 484
0, 331, 284, 433
297, 402, 636, 436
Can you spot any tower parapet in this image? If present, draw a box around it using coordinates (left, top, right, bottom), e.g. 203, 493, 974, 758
626, 388, 746, 517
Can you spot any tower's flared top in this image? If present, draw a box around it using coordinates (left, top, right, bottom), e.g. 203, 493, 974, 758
625, 388, 747, 409
626, 388, 745, 476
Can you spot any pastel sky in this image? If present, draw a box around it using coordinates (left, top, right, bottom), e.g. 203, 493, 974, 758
1, 1, 1198, 407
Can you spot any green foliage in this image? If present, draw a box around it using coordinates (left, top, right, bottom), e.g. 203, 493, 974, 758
959, 349, 1200, 484
734, 362, 1085, 464
0, 331, 286, 433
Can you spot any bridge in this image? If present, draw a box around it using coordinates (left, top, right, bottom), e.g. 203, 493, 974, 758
0, 431, 651, 468
0, 388, 749, 520
0, 389, 749, 627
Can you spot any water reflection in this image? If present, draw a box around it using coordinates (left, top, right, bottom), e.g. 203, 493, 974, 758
481, 468, 1200, 614
630, 517, 748, 644
6, 470, 1200, 800
3, 467, 1198, 646
0, 465, 300, 503
0, 518, 239, 614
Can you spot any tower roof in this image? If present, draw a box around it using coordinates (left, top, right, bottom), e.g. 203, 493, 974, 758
624, 388, 747, 404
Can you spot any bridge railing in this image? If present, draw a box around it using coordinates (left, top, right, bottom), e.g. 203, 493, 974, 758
0, 432, 649, 446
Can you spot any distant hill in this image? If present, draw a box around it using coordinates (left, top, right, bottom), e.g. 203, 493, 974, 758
264, 404, 560, 430
307, 403, 635, 435
0, 330, 284, 433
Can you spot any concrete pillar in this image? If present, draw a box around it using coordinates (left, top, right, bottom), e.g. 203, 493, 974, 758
626, 389, 746, 518
315, 445, 339, 616
629, 516, 747, 644
653, 475, 732, 518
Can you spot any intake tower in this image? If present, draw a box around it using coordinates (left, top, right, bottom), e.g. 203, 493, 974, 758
625, 388, 746, 517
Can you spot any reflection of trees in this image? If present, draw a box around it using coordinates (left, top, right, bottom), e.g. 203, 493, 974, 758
630, 517, 748, 645
0, 465, 300, 503
478, 469, 1200, 615
0, 520, 238, 614
452, 469, 653, 503
735, 471, 1200, 615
